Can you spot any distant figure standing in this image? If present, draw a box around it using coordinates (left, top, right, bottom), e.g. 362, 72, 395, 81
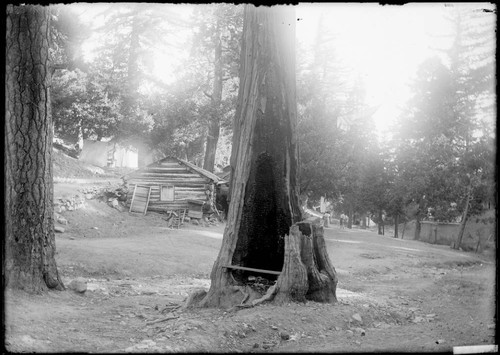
339, 213, 345, 229
323, 212, 330, 227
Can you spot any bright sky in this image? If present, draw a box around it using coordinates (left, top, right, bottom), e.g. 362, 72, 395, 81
295, 3, 454, 138
74, 3, 495, 139
295, 3, 495, 138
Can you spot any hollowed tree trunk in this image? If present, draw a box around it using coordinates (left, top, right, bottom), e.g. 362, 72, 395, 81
197, 5, 337, 309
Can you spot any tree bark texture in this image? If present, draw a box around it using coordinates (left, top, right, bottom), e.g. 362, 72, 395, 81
197, 5, 337, 308
394, 214, 399, 238
347, 208, 353, 229
5, 5, 64, 292
124, 11, 141, 115
415, 215, 421, 240
203, 17, 223, 173
454, 181, 472, 249
360, 213, 367, 229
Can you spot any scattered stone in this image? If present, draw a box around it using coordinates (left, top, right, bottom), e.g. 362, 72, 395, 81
426, 314, 437, 318
262, 342, 273, 349
487, 324, 495, 329
280, 332, 290, 340
252, 343, 259, 349
351, 313, 363, 323
57, 217, 68, 225
92, 226, 99, 230
346, 330, 354, 336
68, 277, 87, 293
334, 326, 341, 331
353, 327, 366, 336
412, 316, 425, 323
54, 226, 65, 233
271, 325, 278, 330
436, 339, 446, 344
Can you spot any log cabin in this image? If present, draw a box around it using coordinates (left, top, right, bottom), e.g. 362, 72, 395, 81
122, 156, 226, 215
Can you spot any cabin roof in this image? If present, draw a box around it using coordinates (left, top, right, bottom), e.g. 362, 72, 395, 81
123, 156, 227, 184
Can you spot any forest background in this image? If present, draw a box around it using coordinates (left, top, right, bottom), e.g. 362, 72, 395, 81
50, 3, 496, 240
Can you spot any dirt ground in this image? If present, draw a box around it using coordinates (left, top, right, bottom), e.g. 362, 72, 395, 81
4, 179, 497, 353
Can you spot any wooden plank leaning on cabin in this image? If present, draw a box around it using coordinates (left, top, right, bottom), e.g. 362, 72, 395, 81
129, 185, 138, 213
129, 185, 152, 215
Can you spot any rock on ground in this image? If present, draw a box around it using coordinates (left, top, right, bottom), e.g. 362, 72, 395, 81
68, 277, 87, 293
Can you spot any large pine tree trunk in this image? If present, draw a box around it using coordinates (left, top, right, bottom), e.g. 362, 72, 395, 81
415, 215, 422, 240
197, 5, 337, 308
5, 5, 64, 292
360, 212, 367, 229
124, 9, 141, 115
454, 181, 472, 249
377, 209, 383, 235
203, 18, 223, 173
347, 207, 353, 229
394, 214, 399, 238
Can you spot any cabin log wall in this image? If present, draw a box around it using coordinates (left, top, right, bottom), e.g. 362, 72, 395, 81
124, 157, 218, 213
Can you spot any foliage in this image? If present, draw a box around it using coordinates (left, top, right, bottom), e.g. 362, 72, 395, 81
51, 67, 123, 142
188, 4, 243, 169
49, 3, 495, 226
296, 14, 353, 205
50, 4, 91, 71
391, 4, 496, 225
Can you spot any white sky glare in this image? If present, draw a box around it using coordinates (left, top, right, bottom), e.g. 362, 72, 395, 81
73, 3, 495, 139
295, 3, 459, 137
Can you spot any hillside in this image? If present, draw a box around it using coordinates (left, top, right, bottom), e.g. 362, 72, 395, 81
52, 148, 133, 180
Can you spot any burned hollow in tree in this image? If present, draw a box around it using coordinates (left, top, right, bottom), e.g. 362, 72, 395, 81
232, 153, 293, 275
196, 5, 336, 308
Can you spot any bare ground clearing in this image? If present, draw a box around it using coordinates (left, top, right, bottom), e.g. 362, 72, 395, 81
4, 181, 497, 353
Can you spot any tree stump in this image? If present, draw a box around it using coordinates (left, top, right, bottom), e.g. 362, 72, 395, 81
274, 221, 337, 304
196, 220, 337, 309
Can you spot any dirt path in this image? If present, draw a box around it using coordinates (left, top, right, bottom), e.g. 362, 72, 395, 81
4, 185, 496, 353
